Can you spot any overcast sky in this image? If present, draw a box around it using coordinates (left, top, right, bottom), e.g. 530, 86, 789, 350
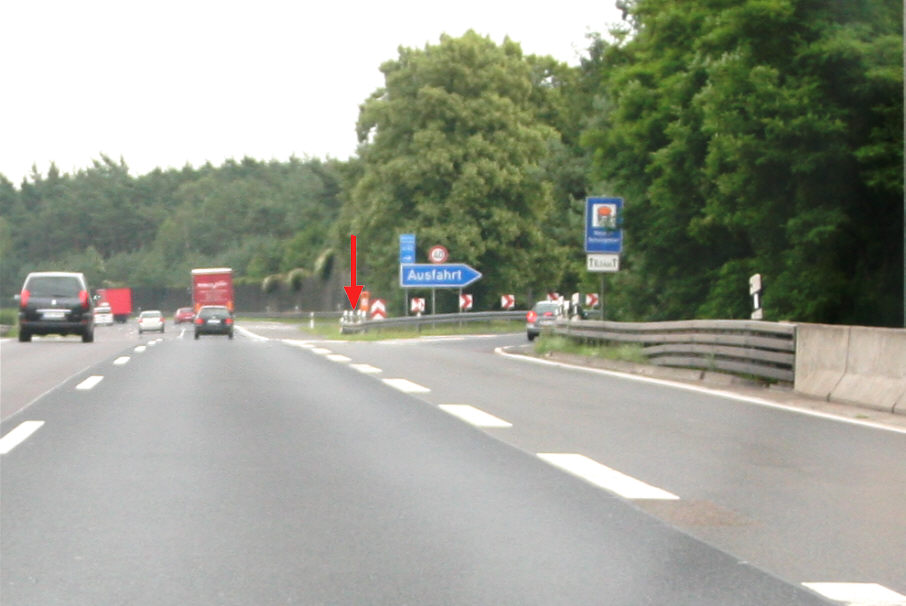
1, 0, 624, 184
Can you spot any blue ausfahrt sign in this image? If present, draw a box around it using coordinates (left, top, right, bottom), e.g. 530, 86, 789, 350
399, 263, 482, 288
585, 197, 623, 253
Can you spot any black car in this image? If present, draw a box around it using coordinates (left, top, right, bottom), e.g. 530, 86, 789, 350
194, 305, 234, 339
17, 271, 95, 343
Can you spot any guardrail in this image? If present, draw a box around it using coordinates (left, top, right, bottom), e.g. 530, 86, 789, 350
340, 311, 526, 334
554, 319, 796, 383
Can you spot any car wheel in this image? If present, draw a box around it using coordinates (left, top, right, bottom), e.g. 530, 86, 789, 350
228, 331, 234, 339
18, 330, 31, 342
194, 332, 199, 340
82, 329, 94, 343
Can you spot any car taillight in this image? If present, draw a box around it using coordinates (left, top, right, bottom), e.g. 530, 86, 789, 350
526, 311, 537, 322
543, 311, 553, 317
195, 317, 203, 325
20, 290, 30, 308
225, 317, 234, 325
79, 290, 90, 309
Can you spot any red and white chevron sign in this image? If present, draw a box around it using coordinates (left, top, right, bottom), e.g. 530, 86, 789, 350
370, 299, 387, 320
547, 292, 560, 302
459, 293, 473, 311
410, 297, 426, 314
500, 294, 515, 310
585, 293, 599, 307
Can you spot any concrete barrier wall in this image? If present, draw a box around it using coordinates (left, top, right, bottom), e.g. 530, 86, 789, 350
795, 324, 906, 414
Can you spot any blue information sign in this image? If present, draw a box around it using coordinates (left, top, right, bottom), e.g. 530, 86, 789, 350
399, 233, 416, 264
585, 197, 623, 253
399, 263, 482, 288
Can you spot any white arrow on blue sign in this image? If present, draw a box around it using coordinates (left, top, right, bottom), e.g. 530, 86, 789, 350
399, 263, 482, 288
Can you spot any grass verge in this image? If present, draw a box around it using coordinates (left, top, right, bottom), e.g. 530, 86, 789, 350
533, 334, 649, 364
240, 316, 523, 341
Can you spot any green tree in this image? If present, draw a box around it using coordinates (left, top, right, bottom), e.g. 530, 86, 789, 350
344, 31, 570, 310
583, 0, 903, 324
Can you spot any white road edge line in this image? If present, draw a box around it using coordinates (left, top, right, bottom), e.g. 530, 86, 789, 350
113, 356, 131, 366
326, 354, 351, 363
802, 582, 906, 605
382, 378, 431, 394
134, 345, 146, 353
311, 348, 332, 355
75, 375, 104, 391
439, 404, 512, 428
537, 453, 680, 500
0, 421, 45, 455
497, 347, 906, 436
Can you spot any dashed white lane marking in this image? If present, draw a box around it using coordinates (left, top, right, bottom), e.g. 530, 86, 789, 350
326, 354, 351, 363
284, 340, 316, 349
802, 582, 906, 605
382, 378, 431, 394
113, 356, 130, 366
0, 421, 45, 455
134, 345, 146, 353
537, 453, 679, 500
439, 405, 512, 428
75, 375, 104, 391
311, 348, 332, 355
350, 364, 382, 374
234, 325, 268, 341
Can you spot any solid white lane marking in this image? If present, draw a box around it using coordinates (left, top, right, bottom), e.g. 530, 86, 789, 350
439, 405, 512, 428
802, 582, 906, 605
113, 356, 130, 366
134, 345, 146, 353
75, 375, 104, 391
0, 421, 45, 455
311, 348, 332, 355
326, 354, 351, 363
537, 453, 679, 500
350, 364, 382, 374
382, 378, 431, 394
497, 347, 906, 436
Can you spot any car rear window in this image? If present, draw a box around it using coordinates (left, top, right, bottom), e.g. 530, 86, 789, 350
26, 276, 82, 297
142, 311, 162, 318
534, 303, 560, 314
200, 307, 229, 318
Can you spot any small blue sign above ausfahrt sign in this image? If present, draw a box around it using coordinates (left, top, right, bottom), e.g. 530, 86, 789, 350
399, 233, 416, 264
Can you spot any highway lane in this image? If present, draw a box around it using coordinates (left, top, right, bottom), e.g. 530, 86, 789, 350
1, 329, 833, 605
1, 321, 190, 421
280, 332, 906, 599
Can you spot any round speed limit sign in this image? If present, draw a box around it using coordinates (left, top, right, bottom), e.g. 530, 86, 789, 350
428, 245, 449, 264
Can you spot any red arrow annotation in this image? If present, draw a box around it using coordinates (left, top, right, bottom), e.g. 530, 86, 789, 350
343, 234, 364, 309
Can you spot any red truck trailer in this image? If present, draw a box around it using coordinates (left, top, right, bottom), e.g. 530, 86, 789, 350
96, 287, 133, 323
191, 268, 234, 313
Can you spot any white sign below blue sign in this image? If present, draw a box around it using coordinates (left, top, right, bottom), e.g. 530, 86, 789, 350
585, 197, 623, 254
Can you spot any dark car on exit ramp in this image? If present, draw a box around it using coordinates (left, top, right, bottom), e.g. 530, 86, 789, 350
194, 305, 234, 339
526, 300, 564, 341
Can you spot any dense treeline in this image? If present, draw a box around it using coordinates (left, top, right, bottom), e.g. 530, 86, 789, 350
1, 0, 902, 325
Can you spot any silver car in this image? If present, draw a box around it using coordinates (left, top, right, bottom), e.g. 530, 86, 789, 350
526, 301, 563, 341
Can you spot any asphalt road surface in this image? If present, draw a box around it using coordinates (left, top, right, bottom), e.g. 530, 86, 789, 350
2, 322, 904, 605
